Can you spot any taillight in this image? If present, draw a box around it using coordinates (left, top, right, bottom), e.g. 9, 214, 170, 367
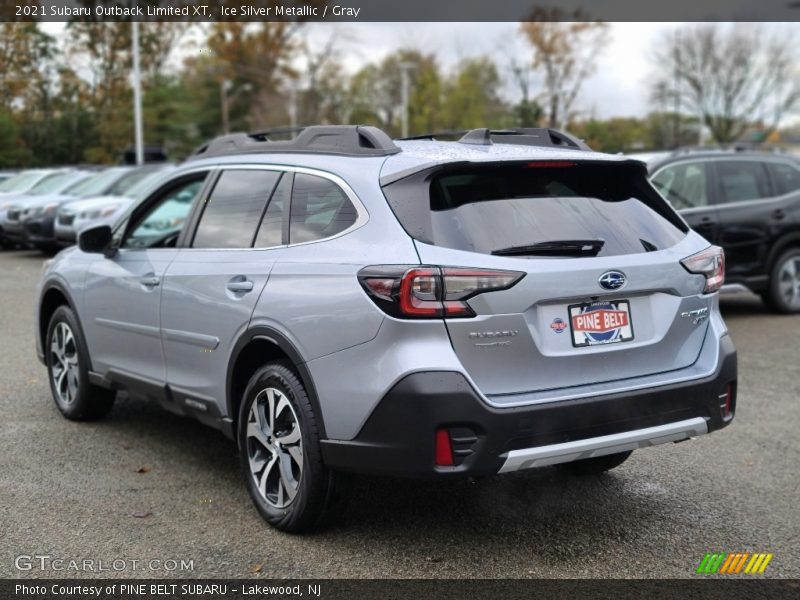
681, 246, 725, 293
358, 265, 525, 319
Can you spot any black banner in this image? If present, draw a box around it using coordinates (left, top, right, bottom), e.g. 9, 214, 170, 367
3, 579, 800, 600
1, 0, 799, 22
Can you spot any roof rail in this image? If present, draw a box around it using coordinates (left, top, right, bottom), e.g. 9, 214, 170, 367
398, 128, 590, 150
190, 125, 401, 160
458, 128, 591, 151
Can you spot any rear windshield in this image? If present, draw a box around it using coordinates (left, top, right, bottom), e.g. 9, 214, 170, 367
382, 161, 688, 257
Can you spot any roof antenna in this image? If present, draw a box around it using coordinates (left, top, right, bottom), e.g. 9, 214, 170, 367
459, 129, 493, 146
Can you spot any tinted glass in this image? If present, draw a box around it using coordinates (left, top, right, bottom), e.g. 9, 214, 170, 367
123, 178, 204, 249
289, 174, 357, 244
383, 162, 687, 257
192, 170, 280, 249
716, 161, 770, 204
767, 162, 800, 196
254, 173, 290, 248
651, 162, 709, 209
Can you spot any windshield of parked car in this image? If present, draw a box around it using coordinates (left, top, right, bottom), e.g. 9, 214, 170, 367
121, 168, 173, 199
106, 166, 163, 197
64, 168, 129, 197
28, 172, 83, 195
0, 172, 46, 193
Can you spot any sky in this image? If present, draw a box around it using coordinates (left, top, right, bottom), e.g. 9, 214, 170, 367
41, 22, 799, 124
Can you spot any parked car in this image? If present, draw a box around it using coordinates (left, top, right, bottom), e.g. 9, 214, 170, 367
35, 126, 736, 532
0, 170, 18, 185
55, 165, 175, 245
0, 169, 65, 196
642, 150, 800, 313
4, 165, 165, 252
0, 169, 88, 249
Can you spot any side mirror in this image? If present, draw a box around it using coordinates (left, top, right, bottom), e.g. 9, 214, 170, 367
78, 224, 113, 254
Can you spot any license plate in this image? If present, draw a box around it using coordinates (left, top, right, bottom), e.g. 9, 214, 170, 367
568, 300, 634, 347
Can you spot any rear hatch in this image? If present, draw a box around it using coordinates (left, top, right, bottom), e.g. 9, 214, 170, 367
381, 159, 714, 402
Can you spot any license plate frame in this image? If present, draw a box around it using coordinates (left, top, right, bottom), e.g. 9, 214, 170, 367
568, 299, 635, 348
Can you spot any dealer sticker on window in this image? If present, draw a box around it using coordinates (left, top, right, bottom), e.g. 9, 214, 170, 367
568, 300, 634, 347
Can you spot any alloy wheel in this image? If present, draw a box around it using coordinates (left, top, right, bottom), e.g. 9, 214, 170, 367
777, 255, 800, 310
50, 322, 79, 405
246, 387, 304, 509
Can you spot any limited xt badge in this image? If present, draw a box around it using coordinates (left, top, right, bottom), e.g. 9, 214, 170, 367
681, 307, 709, 325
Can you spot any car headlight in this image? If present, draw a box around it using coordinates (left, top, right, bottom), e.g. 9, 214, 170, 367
82, 204, 120, 220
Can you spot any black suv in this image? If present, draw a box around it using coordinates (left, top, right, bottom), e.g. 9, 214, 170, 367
645, 151, 800, 313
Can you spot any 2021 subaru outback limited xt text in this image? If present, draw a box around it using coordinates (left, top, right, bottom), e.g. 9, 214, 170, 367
35, 126, 737, 532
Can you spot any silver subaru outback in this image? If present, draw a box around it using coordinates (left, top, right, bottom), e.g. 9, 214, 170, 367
34, 126, 737, 532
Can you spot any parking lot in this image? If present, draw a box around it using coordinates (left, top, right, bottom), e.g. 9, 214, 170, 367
1, 248, 798, 579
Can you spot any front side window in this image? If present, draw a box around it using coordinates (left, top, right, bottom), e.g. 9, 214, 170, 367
715, 161, 771, 204
289, 174, 357, 244
192, 169, 280, 249
766, 162, 800, 196
651, 162, 709, 210
123, 177, 205, 249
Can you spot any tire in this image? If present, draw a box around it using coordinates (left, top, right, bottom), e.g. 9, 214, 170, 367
45, 305, 115, 420
761, 248, 800, 314
559, 451, 632, 476
238, 362, 351, 533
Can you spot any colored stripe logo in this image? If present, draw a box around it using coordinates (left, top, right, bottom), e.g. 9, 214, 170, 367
696, 552, 773, 574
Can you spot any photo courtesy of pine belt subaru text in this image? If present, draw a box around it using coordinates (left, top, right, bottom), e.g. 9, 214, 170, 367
34, 126, 738, 532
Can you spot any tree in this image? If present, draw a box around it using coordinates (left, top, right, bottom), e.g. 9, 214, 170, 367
520, 11, 609, 129
651, 24, 800, 144
0, 108, 27, 167
442, 57, 512, 131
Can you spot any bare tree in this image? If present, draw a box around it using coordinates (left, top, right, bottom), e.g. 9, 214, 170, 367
651, 24, 800, 144
520, 10, 609, 129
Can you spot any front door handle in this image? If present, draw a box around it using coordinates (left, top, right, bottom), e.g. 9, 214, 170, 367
140, 275, 160, 288
226, 279, 254, 293
773, 209, 786, 220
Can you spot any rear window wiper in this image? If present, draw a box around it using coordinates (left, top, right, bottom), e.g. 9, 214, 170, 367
491, 239, 605, 257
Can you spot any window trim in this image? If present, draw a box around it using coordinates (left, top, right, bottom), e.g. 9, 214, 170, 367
179, 163, 369, 252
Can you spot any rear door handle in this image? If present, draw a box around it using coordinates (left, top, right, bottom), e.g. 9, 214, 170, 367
226, 279, 254, 293
140, 275, 160, 288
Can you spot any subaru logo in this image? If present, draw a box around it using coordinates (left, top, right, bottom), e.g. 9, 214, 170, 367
598, 271, 626, 290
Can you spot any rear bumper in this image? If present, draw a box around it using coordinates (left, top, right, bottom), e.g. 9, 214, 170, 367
321, 334, 737, 478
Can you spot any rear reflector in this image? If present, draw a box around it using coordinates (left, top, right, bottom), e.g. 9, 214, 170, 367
720, 384, 734, 419
434, 429, 454, 467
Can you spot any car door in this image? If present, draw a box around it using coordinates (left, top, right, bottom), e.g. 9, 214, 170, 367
650, 159, 718, 243
159, 167, 289, 417
711, 159, 775, 279
82, 173, 210, 389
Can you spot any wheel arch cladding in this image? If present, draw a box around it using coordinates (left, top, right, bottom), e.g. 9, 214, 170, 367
226, 328, 327, 440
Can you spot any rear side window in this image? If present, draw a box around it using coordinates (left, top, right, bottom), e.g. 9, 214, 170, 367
715, 161, 771, 204
289, 174, 357, 244
383, 161, 688, 258
192, 169, 280, 248
767, 162, 800, 196
651, 162, 709, 209
254, 173, 291, 248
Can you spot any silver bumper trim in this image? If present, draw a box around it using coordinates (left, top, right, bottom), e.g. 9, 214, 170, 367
498, 417, 708, 473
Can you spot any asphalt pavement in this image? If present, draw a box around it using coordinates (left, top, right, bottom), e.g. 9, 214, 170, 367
1, 248, 798, 579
